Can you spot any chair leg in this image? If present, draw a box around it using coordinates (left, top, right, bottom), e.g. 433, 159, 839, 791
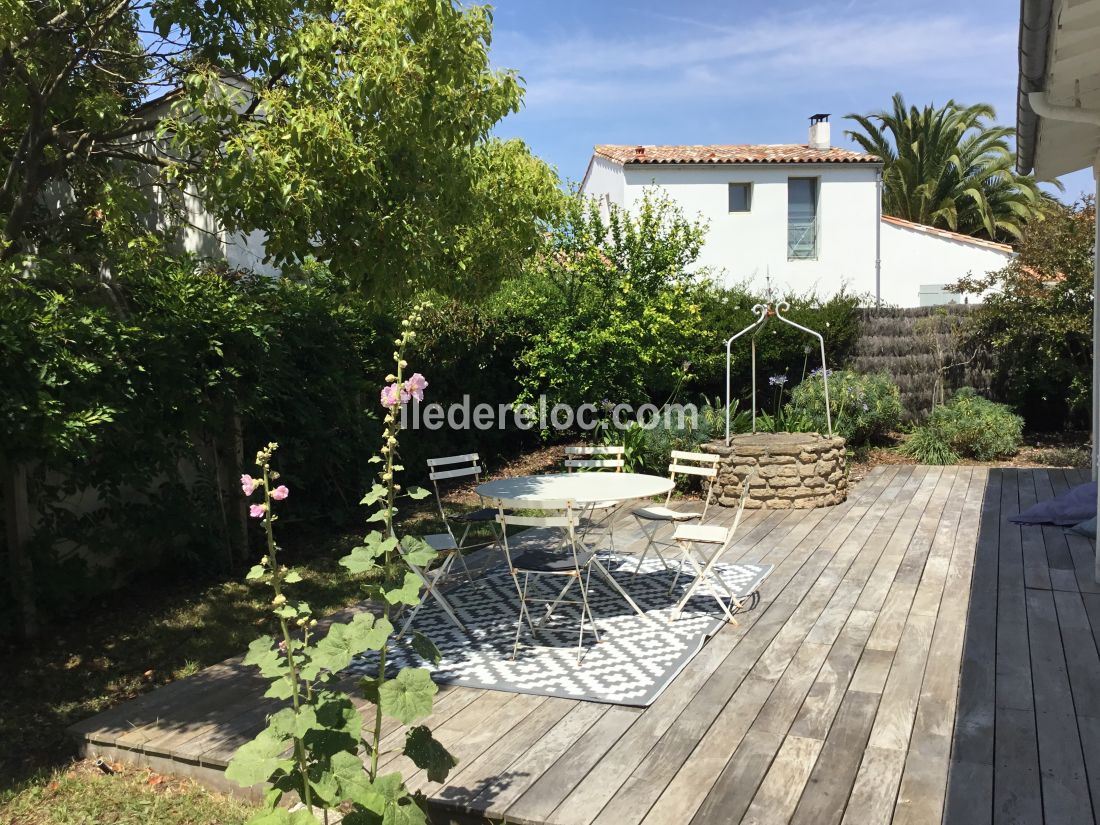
632, 518, 660, 575
577, 565, 599, 665
513, 572, 532, 661
538, 577, 578, 627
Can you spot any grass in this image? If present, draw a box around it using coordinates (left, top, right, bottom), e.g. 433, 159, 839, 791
0, 445, 559, 821
0, 524, 372, 787
1, 762, 253, 825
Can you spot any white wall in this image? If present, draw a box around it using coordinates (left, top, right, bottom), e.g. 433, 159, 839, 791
580, 155, 626, 219
617, 163, 881, 299
879, 221, 1013, 307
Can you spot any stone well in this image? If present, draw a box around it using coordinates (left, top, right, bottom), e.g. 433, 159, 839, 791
702, 432, 847, 509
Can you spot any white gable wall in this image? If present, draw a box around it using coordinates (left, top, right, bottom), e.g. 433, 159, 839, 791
879, 220, 1013, 306
619, 163, 880, 298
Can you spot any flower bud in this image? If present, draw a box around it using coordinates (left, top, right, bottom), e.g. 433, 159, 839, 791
272, 594, 286, 606
260, 555, 269, 565
399, 359, 408, 368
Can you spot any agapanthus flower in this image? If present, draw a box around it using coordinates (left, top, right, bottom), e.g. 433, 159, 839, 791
681, 360, 692, 372
768, 375, 788, 387
249, 503, 267, 519
270, 485, 289, 501
809, 367, 833, 379
862, 403, 870, 412
380, 382, 409, 409
241, 474, 257, 496
405, 372, 428, 402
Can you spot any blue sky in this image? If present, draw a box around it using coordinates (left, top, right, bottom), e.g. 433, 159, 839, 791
487, 0, 1093, 200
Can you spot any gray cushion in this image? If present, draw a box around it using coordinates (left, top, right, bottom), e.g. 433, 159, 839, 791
1010, 481, 1097, 526
1067, 516, 1097, 539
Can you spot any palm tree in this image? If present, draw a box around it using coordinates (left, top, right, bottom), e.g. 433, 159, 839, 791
846, 94, 1050, 242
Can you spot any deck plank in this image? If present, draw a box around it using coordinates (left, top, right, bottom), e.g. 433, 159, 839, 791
72, 464, 1095, 825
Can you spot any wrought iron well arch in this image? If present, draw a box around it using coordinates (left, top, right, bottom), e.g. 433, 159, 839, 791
724, 301, 832, 445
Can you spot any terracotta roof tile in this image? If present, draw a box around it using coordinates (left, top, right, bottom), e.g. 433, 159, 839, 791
880, 215, 1014, 252
594, 144, 881, 165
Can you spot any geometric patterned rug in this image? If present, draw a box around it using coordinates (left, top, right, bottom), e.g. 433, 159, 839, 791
345, 551, 773, 707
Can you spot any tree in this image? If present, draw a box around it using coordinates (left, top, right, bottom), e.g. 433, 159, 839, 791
169, 0, 560, 299
952, 197, 1095, 427
1, 1, 559, 298
502, 189, 710, 409
845, 93, 1048, 242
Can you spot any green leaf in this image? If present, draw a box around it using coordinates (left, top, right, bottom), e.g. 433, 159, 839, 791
404, 725, 457, 783
360, 483, 388, 505
246, 564, 266, 580
400, 536, 437, 568
264, 676, 296, 700
225, 724, 293, 788
284, 570, 302, 584
378, 668, 437, 725
244, 636, 288, 679
247, 809, 322, 825
406, 486, 430, 500
366, 508, 394, 524
383, 571, 422, 607
410, 631, 441, 665
302, 613, 393, 679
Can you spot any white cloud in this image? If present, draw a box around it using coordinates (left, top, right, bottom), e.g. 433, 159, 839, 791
492, 7, 1017, 112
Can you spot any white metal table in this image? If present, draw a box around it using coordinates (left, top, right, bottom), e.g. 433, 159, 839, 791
476, 472, 675, 617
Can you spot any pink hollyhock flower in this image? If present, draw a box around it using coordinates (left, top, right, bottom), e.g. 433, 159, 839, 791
241, 474, 256, 496
249, 503, 267, 519
380, 382, 409, 409
405, 373, 428, 402
270, 485, 289, 501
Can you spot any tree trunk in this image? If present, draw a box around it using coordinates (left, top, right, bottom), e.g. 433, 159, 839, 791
1, 453, 38, 639
220, 403, 250, 566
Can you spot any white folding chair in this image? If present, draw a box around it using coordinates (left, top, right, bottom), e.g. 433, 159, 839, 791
397, 453, 499, 638
669, 470, 756, 623
495, 500, 600, 664
396, 535, 467, 638
425, 452, 503, 568
563, 444, 625, 551
631, 450, 721, 576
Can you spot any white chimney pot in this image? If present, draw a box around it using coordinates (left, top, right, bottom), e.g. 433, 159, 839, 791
809, 114, 831, 150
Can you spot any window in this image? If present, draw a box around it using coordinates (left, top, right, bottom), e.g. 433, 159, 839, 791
787, 177, 818, 259
728, 183, 752, 212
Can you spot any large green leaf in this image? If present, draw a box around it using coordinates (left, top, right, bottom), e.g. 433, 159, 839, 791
378, 668, 437, 725
409, 631, 441, 665
244, 635, 288, 679
383, 571, 422, 607
399, 536, 437, 568
404, 725, 457, 783
225, 724, 293, 788
302, 613, 393, 679
247, 808, 322, 825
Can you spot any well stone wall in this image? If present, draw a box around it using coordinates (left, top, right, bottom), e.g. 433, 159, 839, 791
702, 432, 847, 509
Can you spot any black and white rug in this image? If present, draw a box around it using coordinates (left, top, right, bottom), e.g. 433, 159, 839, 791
346, 549, 772, 707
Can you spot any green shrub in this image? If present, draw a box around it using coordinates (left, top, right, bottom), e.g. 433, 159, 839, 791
901, 389, 1023, 463
898, 425, 961, 465
785, 370, 902, 446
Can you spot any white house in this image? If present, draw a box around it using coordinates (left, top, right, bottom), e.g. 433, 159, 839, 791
580, 115, 1015, 307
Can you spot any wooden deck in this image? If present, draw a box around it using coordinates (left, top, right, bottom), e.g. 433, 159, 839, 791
70, 465, 1100, 824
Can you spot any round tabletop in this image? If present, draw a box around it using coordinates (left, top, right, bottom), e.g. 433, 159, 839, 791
476, 472, 674, 506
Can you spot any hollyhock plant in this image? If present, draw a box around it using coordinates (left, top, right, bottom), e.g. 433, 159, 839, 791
241, 474, 257, 496
249, 503, 267, 519
380, 382, 409, 409
405, 372, 428, 402
270, 485, 289, 501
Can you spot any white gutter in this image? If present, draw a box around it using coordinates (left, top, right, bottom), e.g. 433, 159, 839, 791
1026, 92, 1100, 128
1027, 92, 1100, 581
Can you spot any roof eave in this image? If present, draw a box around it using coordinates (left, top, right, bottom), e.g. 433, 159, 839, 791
1016, 0, 1055, 175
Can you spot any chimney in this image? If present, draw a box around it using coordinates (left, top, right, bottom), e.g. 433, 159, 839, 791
634, 145, 646, 157
808, 113, 830, 150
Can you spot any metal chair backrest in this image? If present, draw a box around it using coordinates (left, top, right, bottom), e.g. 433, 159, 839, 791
564, 444, 625, 472
494, 500, 581, 571
667, 450, 722, 519
426, 452, 484, 535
